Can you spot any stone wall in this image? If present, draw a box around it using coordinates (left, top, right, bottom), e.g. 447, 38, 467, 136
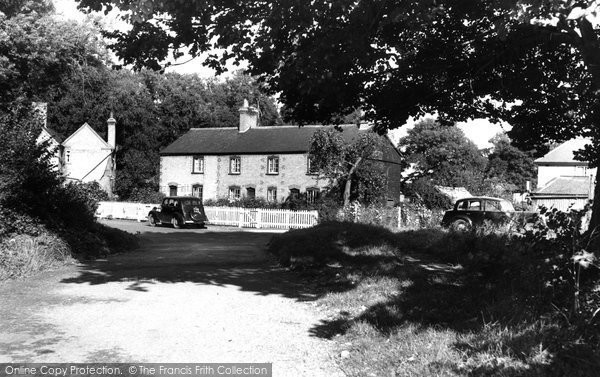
160, 153, 329, 202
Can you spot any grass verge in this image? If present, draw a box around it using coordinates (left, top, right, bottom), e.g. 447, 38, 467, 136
0, 223, 139, 281
269, 221, 600, 377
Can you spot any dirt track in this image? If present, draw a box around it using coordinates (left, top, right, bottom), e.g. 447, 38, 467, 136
0, 220, 343, 377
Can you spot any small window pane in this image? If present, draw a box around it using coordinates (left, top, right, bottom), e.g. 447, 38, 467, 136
469, 200, 481, 211
267, 187, 277, 202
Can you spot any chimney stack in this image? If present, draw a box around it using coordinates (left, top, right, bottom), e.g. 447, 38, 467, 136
107, 112, 116, 149
238, 99, 258, 133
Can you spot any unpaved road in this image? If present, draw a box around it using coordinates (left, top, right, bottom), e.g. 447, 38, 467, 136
0, 221, 344, 376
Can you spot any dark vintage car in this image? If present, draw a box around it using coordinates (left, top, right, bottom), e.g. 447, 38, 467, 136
441, 197, 539, 231
148, 196, 208, 229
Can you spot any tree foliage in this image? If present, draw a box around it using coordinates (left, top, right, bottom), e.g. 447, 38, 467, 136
73, 0, 600, 226
399, 119, 488, 193
309, 128, 387, 206
486, 134, 537, 191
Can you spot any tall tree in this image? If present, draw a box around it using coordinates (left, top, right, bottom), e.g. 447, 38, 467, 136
399, 119, 488, 193
309, 128, 387, 206
73, 0, 600, 227
486, 134, 537, 192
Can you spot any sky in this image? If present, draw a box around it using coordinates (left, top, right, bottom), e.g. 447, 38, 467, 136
53, 0, 510, 149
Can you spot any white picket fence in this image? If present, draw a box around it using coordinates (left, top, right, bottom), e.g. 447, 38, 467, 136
95, 202, 319, 229
204, 206, 318, 229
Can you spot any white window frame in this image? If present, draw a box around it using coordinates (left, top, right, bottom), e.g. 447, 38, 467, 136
307, 155, 318, 175
230, 156, 241, 174
192, 184, 203, 200
192, 155, 204, 174
267, 187, 277, 202
267, 156, 279, 175
229, 186, 241, 200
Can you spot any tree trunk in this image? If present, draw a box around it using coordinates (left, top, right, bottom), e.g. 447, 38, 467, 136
577, 18, 600, 231
343, 157, 363, 207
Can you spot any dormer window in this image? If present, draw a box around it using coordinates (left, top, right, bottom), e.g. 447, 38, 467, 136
267, 156, 279, 175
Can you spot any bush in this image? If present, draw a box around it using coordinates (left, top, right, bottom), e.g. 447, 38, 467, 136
128, 186, 165, 203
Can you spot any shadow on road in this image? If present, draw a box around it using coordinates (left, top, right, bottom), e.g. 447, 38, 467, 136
60, 228, 348, 302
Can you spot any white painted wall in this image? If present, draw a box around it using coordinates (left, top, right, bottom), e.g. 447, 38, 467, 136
62, 124, 113, 185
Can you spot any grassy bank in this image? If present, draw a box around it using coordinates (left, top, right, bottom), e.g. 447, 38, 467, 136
0, 223, 139, 281
269, 222, 600, 376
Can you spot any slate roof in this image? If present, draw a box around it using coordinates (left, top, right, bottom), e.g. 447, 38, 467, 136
160, 125, 373, 155
533, 176, 592, 198
535, 138, 591, 165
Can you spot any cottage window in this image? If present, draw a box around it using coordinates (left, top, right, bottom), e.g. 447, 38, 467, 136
306, 188, 320, 204
246, 187, 256, 199
192, 184, 203, 200
229, 186, 241, 200
289, 188, 300, 200
230, 156, 241, 174
307, 155, 318, 175
267, 156, 279, 174
169, 185, 178, 196
267, 187, 277, 202
192, 156, 204, 174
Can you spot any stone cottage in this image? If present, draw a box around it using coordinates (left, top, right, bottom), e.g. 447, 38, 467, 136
159, 100, 403, 203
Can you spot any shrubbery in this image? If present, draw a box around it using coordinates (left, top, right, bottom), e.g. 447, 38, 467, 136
127, 186, 165, 203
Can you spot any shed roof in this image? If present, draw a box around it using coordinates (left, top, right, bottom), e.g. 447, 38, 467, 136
533, 176, 591, 198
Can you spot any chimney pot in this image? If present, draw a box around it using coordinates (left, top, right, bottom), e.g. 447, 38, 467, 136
239, 99, 258, 133
107, 112, 116, 149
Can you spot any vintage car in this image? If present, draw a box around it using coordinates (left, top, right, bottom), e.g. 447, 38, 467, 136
148, 196, 208, 229
441, 196, 539, 231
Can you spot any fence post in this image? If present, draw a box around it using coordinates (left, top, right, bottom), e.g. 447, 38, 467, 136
256, 209, 262, 229
238, 208, 244, 228
397, 206, 402, 228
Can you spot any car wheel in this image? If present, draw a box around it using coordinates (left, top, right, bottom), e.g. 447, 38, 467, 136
171, 216, 182, 229
451, 219, 470, 232
148, 214, 158, 227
